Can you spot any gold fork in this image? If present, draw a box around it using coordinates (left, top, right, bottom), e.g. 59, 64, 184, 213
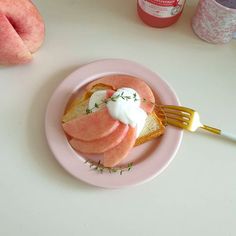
157, 105, 236, 141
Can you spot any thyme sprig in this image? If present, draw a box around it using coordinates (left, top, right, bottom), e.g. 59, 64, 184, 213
85, 92, 167, 126
86, 101, 104, 114
84, 159, 133, 175
86, 92, 138, 114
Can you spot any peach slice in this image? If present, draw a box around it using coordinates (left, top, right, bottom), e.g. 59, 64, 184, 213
103, 127, 137, 167
62, 108, 120, 141
69, 123, 129, 154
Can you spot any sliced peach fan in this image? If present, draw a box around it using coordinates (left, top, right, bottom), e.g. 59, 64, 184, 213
63, 76, 156, 167
63, 107, 136, 167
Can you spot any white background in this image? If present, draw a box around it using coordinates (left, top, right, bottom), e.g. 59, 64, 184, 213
0, 0, 236, 235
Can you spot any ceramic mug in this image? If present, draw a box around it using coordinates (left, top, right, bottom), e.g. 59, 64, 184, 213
192, 0, 236, 44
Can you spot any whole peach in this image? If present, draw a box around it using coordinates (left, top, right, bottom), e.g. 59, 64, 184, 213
0, 0, 45, 65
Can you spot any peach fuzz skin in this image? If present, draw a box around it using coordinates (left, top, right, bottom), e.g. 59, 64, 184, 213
0, 0, 45, 65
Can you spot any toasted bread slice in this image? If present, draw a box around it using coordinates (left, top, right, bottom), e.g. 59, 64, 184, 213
62, 84, 165, 145
63, 99, 89, 123
135, 111, 164, 146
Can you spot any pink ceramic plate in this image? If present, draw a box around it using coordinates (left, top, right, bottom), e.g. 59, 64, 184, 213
45, 59, 183, 188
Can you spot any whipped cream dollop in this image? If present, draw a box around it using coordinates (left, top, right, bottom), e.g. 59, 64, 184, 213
88, 88, 147, 137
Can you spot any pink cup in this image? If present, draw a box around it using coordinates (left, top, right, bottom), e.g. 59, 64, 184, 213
192, 0, 236, 44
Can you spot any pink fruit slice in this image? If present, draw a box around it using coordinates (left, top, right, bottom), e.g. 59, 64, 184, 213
69, 123, 129, 154
0, 13, 32, 64
86, 75, 155, 113
62, 108, 119, 141
103, 127, 137, 167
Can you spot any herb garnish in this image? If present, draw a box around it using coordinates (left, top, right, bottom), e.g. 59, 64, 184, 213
84, 160, 133, 175
86, 92, 139, 114
86, 92, 167, 126
87, 93, 162, 114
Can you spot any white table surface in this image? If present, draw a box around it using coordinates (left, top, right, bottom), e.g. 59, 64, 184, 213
1, 0, 236, 235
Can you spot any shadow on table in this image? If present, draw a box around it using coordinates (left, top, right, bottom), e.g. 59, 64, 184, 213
26, 64, 100, 191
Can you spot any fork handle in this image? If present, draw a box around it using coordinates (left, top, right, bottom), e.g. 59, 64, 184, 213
201, 125, 236, 142
221, 131, 236, 142
201, 125, 221, 135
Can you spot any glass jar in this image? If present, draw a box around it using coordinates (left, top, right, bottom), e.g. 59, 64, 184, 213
137, 0, 186, 28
